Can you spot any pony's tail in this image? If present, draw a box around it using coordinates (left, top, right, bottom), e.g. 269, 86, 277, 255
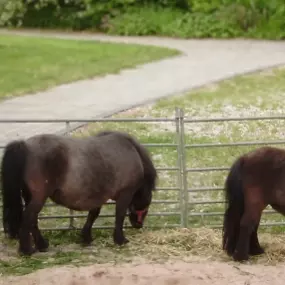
1, 140, 28, 239
222, 156, 245, 256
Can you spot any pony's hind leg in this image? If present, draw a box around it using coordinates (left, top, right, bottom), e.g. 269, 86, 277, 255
32, 220, 49, 252
248, 212, 264, 256
81, 207, 101, 246
22, 184, 49, 252
249, 225, 264, 256
233, 207, 262, 262
19, 191, 46, 256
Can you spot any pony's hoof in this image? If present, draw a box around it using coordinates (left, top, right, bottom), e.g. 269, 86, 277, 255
18, 247, 36, 257
249, 246, 264, 256
81, 232, 93, 246
82, 238, 93, 247
233, 251, 249, 262
114, 236, 129, 246
224, 246, 235, 257
37, 238, 49, 252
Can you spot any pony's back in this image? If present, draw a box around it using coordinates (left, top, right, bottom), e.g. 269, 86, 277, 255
95, 130, 157, 192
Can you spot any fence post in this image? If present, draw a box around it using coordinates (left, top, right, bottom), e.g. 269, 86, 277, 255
178, 108, 188, 228
65, 121, 75, 229
175, 108, 183, 227
175, 108, 188, 227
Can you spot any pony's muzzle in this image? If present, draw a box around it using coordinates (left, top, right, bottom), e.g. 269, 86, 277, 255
132, 221, 143, 229
128, 213, 144, 229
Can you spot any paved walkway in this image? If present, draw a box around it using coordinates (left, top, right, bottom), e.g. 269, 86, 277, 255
1, 29, 285, 147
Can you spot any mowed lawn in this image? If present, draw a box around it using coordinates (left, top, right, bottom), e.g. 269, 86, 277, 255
0, 34, 179, 99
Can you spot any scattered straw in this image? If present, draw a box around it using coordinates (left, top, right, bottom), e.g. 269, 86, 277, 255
123, 228, 285, 265
1, 228, 285, 269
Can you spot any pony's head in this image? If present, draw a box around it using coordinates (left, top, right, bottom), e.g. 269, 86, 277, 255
128, 188, 152, 229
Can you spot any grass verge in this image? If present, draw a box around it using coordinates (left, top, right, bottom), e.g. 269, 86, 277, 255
0, 34, 179, 100
1, 66, 285, 275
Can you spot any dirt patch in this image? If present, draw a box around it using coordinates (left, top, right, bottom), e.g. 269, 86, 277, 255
1, 259, 285, 285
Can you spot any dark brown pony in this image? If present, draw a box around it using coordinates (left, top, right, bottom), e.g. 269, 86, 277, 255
1, 130, 157, 256
222, 146, 285, 262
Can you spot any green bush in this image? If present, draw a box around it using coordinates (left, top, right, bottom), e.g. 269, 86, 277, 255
106, 6, 243, 38
1, 0, 285, 39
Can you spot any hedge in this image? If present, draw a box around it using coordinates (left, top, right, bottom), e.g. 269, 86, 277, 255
1, 0, 285, 39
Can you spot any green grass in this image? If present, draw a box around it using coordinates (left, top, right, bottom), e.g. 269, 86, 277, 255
0, 34, 179, 100
1, 66, 285, 276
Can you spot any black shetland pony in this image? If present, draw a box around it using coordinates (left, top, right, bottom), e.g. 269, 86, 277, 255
1, 130, 157, 256
223, 146, 285, 262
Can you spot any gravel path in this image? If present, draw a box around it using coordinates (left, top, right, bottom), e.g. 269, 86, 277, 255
1, 29, 285, 146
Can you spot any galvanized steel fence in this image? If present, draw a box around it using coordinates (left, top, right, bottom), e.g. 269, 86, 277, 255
0, 107, 285, 231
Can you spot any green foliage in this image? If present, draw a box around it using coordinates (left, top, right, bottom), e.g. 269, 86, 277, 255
1, 0, 285, 39
0, 0, 25, 26
106, 6, 243, 38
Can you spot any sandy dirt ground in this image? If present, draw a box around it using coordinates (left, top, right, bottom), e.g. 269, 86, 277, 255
1, 259, 285, 285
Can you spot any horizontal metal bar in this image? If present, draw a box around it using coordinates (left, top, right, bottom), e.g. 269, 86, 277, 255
157, 187, 180, 191
187, 167, 229, 172
188, 210, 278, 217
156, 167, 179, 171
189, 212, 224, 217
210, 221, 285, 229
38, 214, 112, 219
0, 143, 178, 149
0, 199, 180, 208
1, 115, 285, 124
259, 221, 285, 226
186, 140, 285, 149
143, 143, 178, 148
189, 200, 225, 205
188, 187, 223, 192
3, 140, 282, 150
0, 167, 179, 176
184, 115, 285, 123
98, 199, 180, 205
0, 117, 176, 123
38, 212, 181, 220
0, 224, 181, 232
91, 199, 179, 205
38, 210, 280, 220
99, 199, 180, 205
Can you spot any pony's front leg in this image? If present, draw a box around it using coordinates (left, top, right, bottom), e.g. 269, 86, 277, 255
113, 192, 133, 245
19, 199, 45, 256
81, 207, 101, 245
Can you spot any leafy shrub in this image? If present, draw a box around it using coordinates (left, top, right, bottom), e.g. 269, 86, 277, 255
0, 0, 25, 26
1, 0, 285, 39
106, 6, 243, 38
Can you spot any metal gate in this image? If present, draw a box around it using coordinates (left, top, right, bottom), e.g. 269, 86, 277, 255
0, 108, 285, 231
